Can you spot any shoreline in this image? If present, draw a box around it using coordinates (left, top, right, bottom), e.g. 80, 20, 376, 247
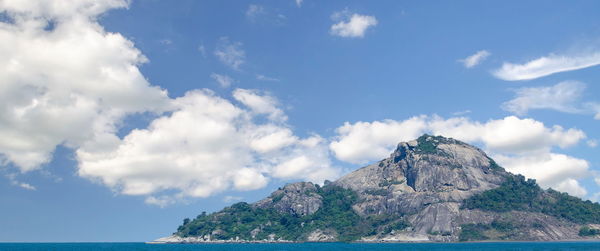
146, 239, 600, 244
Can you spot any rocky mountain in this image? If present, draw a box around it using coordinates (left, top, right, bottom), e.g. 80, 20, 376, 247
154, 135, 600, 243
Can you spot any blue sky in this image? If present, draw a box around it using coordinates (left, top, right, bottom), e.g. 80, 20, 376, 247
1, 0, 599, 242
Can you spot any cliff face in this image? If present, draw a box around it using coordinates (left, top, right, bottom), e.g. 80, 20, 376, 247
332, 135, 508, 239
160, 135, 600, 243
335, 136, 506, 215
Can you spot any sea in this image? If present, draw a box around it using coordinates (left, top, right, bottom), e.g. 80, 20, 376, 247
2, 242, 600, 251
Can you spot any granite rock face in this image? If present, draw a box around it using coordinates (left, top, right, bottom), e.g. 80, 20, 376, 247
333, 135, 508, 239
254, 182, 322, 216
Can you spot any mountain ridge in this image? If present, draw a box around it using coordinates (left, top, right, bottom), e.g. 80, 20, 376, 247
153, 134, 600, 243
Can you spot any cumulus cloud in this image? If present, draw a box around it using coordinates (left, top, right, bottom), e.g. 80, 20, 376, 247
330, 10, 377, 38
502, 81, 585, 115
554, 179, 588, 198
329, 116, 428, 164
0, 0, 170, 172
493, 153, 588, 195
77, 89, 340, 202
493, 52, 600, 81
232, 89, 287, 122
210, 73, 234, 88
588, 139, 598, 148
0, 0, 341, 205
460, 50, 490, 68
330, 115, 589, 196
214, 37, 245, 70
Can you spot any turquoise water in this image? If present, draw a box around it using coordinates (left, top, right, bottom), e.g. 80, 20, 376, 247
2, 242, 600, 251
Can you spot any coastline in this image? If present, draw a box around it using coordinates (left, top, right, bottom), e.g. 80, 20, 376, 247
147, 235, 600, 244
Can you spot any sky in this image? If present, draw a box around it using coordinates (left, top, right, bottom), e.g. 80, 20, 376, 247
1, 0, 600, 242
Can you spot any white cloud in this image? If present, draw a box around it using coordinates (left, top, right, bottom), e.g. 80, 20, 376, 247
588, 139, 598, 148
5, 173, 37, 190
329, 116, 428, 164
210, 73, 234, 88
0, 1, 340, 205
145, 196, 176, 208
331, 115, 589, 196
5, 173, 37, 191
18, 182, 36, 190
460, 50, 490, 68
0, 0, 170, 172
554, 179, 588, 197
330, 10, 377, 38
493, 52, 600, 81
214, 37, 245, 71
245, 4, 266, 20
452, 110, 471, 116
233, 89, 287, 122
429, 116, 585, 154
295, 0, 303, 7
0, 0, 129, 19
586, 102, 600, 120
493, 153, 588, 193
502, 81, 585, 115
77, 89, 340, 202
501, 81, 600, 119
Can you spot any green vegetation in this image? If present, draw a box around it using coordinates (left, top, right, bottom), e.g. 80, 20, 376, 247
271, 193, 284, 203
459, 223, 490, 242
579, 226, 600, 236
487, 157, 503, 171
463, 174, 600, 224
414, 134, 454, 157
415, 134, 441, 154
459, 220, 516, 242
176, 185, 410, 242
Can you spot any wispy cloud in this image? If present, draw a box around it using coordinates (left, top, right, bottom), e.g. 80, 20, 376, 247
246, 4, 266, 20
460, 50, 490, 68
5, 173, 36, 191
586, 102, 600, 120
197, 44, 206, 57
502, 81, 600, 119
493, 52, 600, 81
245, 4, 286, 25
330, 10, 377, 38
295, 0, 303, 7
210, 73, 235, 88
214, 37, 245, 71
502, 81, 585, 115
452, 110, 472, 116
256, 74, 279, 82
223, 195, 243, 203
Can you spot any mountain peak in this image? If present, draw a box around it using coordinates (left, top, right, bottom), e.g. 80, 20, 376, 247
164, 135, 600, 243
